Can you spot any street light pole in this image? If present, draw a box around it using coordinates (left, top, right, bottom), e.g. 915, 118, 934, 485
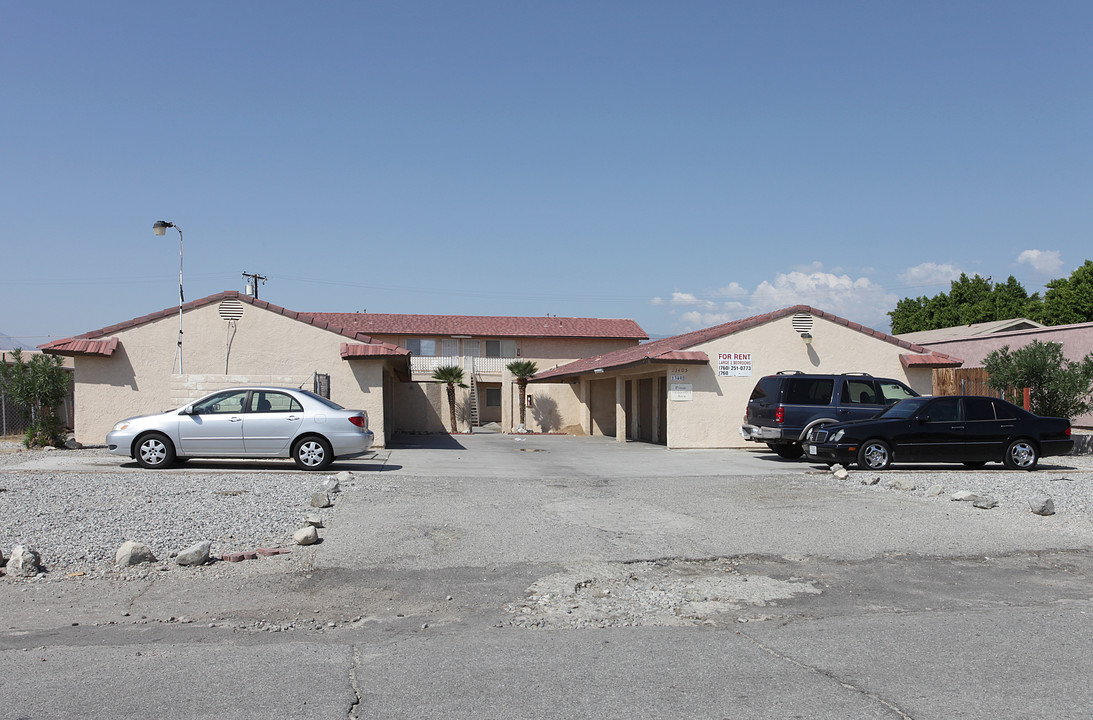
153, 221, 184, 374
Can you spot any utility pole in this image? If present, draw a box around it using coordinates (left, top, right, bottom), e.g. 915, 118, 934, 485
242, 271, 267, 299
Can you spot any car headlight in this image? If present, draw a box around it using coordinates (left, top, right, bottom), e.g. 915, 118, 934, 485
831, 429, 844, 443
112, 421, 130, 432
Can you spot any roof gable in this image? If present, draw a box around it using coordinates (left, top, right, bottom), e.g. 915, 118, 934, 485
39, 291, 408, 358
533, 305, 962, 381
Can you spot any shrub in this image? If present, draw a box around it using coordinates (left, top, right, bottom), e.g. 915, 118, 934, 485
983, 340, 1093, 419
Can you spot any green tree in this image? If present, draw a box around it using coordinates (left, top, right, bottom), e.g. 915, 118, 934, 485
1038, 260, 1093, 326
982, 340, 1093, 419
431, 365, 468, 433
888, 273, 1040, 333
0, 349, 70, 447
505, 360, 538, 429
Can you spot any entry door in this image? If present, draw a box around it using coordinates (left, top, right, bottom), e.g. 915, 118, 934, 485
178, 390, 248, 455
242, 390, 304, 455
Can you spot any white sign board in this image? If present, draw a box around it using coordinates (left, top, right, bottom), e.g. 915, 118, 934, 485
718, 352, 752, 377
669, 383, 693, 401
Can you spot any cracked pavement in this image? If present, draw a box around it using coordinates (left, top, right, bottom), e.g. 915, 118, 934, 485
3, 433, 1093, 719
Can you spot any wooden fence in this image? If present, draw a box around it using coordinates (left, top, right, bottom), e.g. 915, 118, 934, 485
933, 367, 1028, 407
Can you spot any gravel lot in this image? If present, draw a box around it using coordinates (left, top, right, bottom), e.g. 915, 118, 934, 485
3, 439, 1093, 582
0, 442, 338, 578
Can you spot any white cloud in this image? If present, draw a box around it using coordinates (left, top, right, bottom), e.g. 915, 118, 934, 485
1017, 249, 1063, 275
652, 265, 898, 334
669, 292, 703, 306
898, 262, 963, 287
679, 310, 737, 327
710, 282, 749, 299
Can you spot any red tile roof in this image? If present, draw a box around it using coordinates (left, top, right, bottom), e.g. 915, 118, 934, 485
341, 342, 407, 358
38, 337, 118, 358
532, 305, 963, 381
309, 313, 648, 340
39, 291, 408, 359
900, 352, 963, 369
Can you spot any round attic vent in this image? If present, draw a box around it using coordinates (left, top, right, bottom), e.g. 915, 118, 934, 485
791, 313, 813, 334
219, 299, 244, 321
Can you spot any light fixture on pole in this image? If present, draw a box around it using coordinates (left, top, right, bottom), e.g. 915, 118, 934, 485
153, 221, 184, 373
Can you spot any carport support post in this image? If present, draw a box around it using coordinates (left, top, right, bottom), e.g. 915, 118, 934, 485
580, 379, 592, 436
615, 376, 626, 442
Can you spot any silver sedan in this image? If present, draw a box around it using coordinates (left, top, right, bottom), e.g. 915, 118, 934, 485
106, 386, 374, 470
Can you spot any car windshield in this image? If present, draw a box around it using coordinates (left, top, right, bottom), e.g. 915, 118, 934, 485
874, 396, 932, 419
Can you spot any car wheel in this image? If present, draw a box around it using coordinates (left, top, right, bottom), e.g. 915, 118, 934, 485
1003, 439, 1039, 470
962, 461, 987, 469
773, 443, 804, 460
134, 433, 176, 469
857, 439, 891, 471
293, 436, 333, 471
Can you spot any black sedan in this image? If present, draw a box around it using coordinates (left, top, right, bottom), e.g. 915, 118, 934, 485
803, 395, 1073, 471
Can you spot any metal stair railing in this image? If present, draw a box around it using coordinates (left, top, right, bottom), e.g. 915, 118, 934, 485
467, 357, 481, 427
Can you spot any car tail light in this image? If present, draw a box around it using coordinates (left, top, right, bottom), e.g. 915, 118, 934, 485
349, 414, 367, 430
775, 406, 785, 424
1066, 426, 1072, 437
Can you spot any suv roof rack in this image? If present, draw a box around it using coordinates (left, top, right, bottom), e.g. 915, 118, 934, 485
775, 370, 805, 375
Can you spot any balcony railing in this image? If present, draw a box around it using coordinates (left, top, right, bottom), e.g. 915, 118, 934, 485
410, 355, 511, 376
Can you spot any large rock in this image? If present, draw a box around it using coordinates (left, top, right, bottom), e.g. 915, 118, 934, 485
6, 545, 42, 577
293, 526, 319, 546
309, 492, 333, 509
886, 478, 916, 492
1029, 496, 1056, 516
175, 541, 212, 566
116, 540, 157, 567
972, 496, 999, 510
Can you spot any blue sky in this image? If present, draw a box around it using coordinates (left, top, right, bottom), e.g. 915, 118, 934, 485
2, 1, 1090, 346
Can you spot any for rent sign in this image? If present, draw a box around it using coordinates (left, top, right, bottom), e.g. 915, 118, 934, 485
718, 352, 752, 376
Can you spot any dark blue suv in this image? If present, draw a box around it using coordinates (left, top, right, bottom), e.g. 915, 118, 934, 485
740, 372, 919, 459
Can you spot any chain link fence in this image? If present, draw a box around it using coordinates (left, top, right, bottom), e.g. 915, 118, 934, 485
1, 389, 32, 439
1, 389, 74, 441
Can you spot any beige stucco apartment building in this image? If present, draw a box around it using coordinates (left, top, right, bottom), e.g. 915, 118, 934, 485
41, 292, 648, 447
532, 306, 961, 449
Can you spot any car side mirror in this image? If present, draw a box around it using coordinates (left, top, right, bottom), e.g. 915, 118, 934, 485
179, 405, 193, 415
916, 415, 929, 424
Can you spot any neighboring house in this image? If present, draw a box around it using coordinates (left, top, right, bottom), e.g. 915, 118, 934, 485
896, 318, 1045, 345
899, 319, 1093, 427
305, 312, 648, 434
531, 306, 962, 449
39, 291, 648, 445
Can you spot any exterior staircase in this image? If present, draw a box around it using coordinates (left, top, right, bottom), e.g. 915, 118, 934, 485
468, 374, 481, 427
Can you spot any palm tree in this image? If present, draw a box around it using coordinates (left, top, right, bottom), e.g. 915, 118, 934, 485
431, 365, 468, 433
505, 360, 538, 430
